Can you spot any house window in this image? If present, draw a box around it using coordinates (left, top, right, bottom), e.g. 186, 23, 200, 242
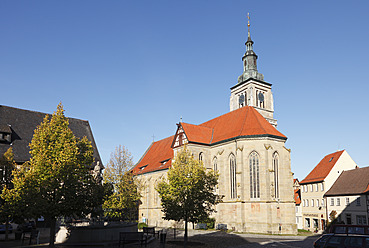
273, 153, 279, 198
322, 199, 325, 207
346, 214, 352, 225
249, 151, 260, 199
303, 199, 305, 207
317, 199, 320, 207
305, 185, 308, 192
336, 198, 340, 206
346, 197, 350, 206
315, 184, 318, 192
306, 199, 309, 207
311, 199, 314, 207
330, 198, 334, 206
305, 218, 310, 228
357, 215, 367, 225
356, 197, 361, 206
321, 183, 324, 191
310, 184, 313, 192
230, 154, 237, 199
302, 186, 304, 193
213, 157, 217, 172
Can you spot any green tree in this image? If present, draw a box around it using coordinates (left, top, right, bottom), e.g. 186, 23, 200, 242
1, 103, 103, 247
156, 146, 221, 246
0, 147, 16, 240
103, 145, 140, 221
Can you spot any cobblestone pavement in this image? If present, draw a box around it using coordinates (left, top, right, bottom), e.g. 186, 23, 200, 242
0, 229, 319, 248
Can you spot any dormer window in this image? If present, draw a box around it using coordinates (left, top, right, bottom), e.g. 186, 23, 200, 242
160, 159, 170, 167
329, 157, 334, 162
0, 125, 12, 143
139, 165, 148, 171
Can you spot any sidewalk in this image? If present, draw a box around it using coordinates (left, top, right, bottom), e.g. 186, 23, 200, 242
0, 228, 317, 248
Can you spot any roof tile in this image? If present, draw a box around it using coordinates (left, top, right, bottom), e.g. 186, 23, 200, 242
300, 150, 345, 184
325, 166, 369, 196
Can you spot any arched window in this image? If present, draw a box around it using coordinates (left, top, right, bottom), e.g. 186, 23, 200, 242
213, 157, 217, 172
230, 154, 237, 199
249, 151, 260, 199
199, 152, 204, 162
273, 153, 279, 199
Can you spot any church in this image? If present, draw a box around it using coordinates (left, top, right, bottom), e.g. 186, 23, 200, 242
132, 19, 297, 234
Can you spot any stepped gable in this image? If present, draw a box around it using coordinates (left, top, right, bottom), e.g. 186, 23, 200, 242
133, 136, 174, 175
0, 105, 102, 166
325, 166, 369, 196
300, 150, 345, 184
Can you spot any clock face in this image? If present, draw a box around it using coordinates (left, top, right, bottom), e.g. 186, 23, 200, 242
258, 92, 264, 102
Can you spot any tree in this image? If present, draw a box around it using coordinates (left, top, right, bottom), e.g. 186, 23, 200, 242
0, 147, 16, 240
103, 145, 141, 221
156, 146, 221, 246
1, 103, 104, 247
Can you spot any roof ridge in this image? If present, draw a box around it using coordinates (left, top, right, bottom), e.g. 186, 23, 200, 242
238, 107, 249, 137
252, 107, 268, 134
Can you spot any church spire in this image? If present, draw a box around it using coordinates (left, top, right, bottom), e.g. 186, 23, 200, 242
238, 13, 264, 83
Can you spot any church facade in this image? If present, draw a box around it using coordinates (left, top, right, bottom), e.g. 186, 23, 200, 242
133, 21, 297, 234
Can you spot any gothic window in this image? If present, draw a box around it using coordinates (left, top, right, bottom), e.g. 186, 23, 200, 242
230, 154, 237, 199
213, 157, 217, 172
199, 152, 204, 162
244, 92, 247, 106
273, 152, 279, 199
249, 151, 260, 199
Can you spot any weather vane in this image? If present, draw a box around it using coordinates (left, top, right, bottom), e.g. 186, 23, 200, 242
247, 12, 250, 28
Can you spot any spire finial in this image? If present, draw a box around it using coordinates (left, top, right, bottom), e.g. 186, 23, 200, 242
247, 13, 251, 38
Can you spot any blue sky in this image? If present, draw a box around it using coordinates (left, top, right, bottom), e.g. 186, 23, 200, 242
1, 1, 368, 180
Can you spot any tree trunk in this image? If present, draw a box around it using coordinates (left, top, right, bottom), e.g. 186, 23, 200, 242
49, 217, 56, 247
5, 216, 9, 241
184, 219, 188, 248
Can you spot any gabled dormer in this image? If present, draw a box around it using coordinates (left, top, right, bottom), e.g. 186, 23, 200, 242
172, 123, 188, 148
0, 124, 12, 143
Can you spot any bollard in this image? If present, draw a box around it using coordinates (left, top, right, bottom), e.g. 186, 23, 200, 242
160, 232, 167, 243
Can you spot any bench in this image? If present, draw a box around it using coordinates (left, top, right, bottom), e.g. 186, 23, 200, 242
119, 232, 147, 248
143, 227, 159, 238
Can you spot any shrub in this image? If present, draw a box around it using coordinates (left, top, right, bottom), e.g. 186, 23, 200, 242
137, 222, 148, 229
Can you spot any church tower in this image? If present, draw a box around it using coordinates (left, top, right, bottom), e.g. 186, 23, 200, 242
230, 14, 277, 127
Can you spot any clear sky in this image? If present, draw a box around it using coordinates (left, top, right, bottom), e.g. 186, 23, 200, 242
1, 1, 369, 180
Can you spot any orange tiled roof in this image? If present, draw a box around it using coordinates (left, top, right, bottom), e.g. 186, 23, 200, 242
133, 106, 287, 175
181, 123, 213, 144
300, 150, 345, 184
183, 106, 286, 144
132, 136, 174, 175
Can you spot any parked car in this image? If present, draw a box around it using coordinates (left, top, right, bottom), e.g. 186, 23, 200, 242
322, 234, 369, 247
314, 234, 334, 248
18, 221, 36, 232
0, 223, 13, 234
